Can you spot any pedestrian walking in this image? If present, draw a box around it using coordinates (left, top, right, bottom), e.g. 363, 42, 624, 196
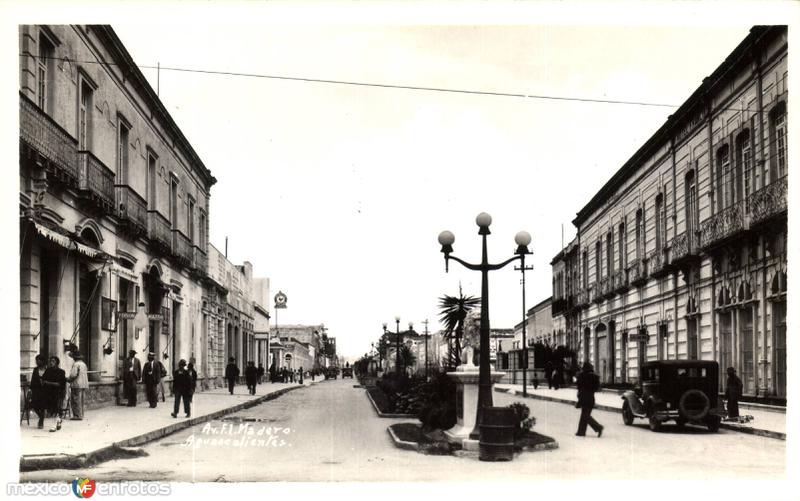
257, 364, 265, 384
725, 367, 743, 419
156, 357, 167, 402
245, 361, 258, 395
67, 351, 88, 420
143, 352, 162, 408
298, 366, 304, 384
553, 365, 563, 390
225, 357, 239, 395
124, 350, 141, 407
187, 361, 198, 415
269, 363, 276, 384
171, 359, 192, 418
544, 360, 554, 389
575, 362, 603, 437
43, 356, 66, 432
281, 366, 288, 383
29, 354, 48, 429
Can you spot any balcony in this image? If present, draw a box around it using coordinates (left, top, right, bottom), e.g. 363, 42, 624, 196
700, 201, 745, 252
612, 269, 629, 293
191, 245, 208, 276
648, 248, 670, 278
19, 93, 79, 187
575, 288, 589, 309
600, 275, 615, 299
147, 211, 171, 254
628, 258, 648, 287
589, 282, 602, 304
77, 151, 115, 214
115, 186, 148, 238
749, 176, 787, 227
171, 229, 192, 268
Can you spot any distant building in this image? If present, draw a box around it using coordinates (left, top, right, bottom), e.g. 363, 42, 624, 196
511, 297, 554, 349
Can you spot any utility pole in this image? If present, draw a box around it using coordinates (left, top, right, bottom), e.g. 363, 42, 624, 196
422, 319, 430, 380
515, 260, 534, 397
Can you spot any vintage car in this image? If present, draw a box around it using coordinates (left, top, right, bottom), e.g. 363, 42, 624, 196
341, 367, 354, 378
324, 368, 339, 380
621, 360, 725, 432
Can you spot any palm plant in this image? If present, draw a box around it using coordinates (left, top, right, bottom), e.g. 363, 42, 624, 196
438, 286, 480, 368
398, 344, 417, 374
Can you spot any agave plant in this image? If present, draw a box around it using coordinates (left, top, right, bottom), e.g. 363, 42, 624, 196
438, 286, 480, 368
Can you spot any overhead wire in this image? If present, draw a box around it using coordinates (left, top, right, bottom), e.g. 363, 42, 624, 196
27, 54, 788, 114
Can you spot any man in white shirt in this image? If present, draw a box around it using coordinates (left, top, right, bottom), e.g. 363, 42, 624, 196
68, 351, 89, 420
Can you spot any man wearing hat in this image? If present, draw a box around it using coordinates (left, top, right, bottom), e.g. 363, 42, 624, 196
575, 362, 604, 437
68, 351, 89, 420
143, 352, 162, 408
725, 367, 743, 419
123, 350, 141, 406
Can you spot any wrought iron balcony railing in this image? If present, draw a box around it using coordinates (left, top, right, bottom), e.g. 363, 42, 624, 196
699, 201, 745, 251
172, 229, 192, 267
748, 176, 787, 226
77, 151, 115, 214
19, 93, 79, 187
115, 185, 147, 238
147, 211, 171, 254
600, 275, 614, 299
648, 248, 670, 278
629, 258, 648, 286
192, 245, 208, 275
613, 269, 629, 293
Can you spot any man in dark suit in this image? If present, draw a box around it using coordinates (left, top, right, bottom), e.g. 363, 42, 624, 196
725, 367, 744, 418
142, 352, 162, 408
225, 357, 239, 395
124, 350, 141, 407
171, 359, 192, 418
575, 362, 604, 437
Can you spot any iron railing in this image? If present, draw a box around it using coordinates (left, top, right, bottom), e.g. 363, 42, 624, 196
172, 229, 192, 267
147, 211, 171, 253
77, 151, 115, 214
115, 185, 148, 237
19, 93, 79, 186
749, 176, 787, 226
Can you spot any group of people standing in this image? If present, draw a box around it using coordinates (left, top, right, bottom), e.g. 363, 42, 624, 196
268, 365, 307, 384
27, 350, 88, 431
123, 350, 197, 418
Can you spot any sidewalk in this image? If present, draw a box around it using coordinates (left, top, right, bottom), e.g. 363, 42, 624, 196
495, 383, 786, 440
20, 378, 324, 471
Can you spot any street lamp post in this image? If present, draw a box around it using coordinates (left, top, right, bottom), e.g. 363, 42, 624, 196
395, 316, 401, 375
515, 255, 534, 397
438, 212, 531, 440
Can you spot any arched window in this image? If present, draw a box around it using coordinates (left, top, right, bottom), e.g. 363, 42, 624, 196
770, 102, 787, 181
635, 208, 644, 260
655, 193, 664, 250
716, 144, 732, 210
685, 169, 698, 238
618, 222, 625, 271
736, 130, 752, 207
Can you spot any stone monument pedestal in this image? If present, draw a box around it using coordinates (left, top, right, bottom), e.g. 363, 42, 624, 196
444, 365, 506, 451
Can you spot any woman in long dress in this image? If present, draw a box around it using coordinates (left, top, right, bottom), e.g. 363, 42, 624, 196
42, 356, 66, 432
29, 354, 48, 429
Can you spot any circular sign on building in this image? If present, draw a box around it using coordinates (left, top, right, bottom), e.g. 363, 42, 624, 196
274, 291, 288, 309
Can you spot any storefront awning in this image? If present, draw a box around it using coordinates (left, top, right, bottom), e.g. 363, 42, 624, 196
33, 222, 106, 261
34, 222, 73, 250
110, 263, 140, 282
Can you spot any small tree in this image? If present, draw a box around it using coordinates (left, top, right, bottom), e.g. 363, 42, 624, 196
438, 286, 480, 368
398, 344, 416, 374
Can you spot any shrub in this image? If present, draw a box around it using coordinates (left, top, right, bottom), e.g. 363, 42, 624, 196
508, 402, 536, 439
417, 372, 457, 431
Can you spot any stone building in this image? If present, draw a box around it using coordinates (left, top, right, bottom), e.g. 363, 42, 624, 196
511, 297, 554, 349
551, 26, 787, 399
252, 277, 271, 370
19, 25, 216, 405
271, 324, 324, 370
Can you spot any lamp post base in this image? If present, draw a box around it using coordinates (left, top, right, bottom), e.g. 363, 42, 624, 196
444, 367, 505, 450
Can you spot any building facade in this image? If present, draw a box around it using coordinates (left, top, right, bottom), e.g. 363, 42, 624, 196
551, 26, 787, 399
19, 25, 216, 405
511, 297, 554, 349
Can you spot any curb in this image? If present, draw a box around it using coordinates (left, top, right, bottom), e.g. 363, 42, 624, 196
497, 388, 786, 441
386, 425, 418, 451
364, 388, 417, 419
20, 385, 305, 472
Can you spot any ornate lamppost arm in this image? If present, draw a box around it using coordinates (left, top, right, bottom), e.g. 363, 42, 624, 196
445, 254, 483, 272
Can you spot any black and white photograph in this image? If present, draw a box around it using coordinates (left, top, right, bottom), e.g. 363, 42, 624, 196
1, 1, 797, 499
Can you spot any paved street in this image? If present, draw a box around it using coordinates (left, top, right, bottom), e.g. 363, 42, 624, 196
21, 379, 784, 482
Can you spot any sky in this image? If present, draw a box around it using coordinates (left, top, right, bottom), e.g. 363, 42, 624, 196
0, 2, 793, 363
106, 22, 759, 360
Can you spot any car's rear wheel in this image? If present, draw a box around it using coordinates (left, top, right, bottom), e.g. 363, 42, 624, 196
679, 389, 711, 421
649, 416, 661, 432
706, 415, 721, 433
622, 401, 634, 426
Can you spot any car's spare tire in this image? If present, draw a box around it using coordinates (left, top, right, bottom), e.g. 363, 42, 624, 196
679, 389, 710, 420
